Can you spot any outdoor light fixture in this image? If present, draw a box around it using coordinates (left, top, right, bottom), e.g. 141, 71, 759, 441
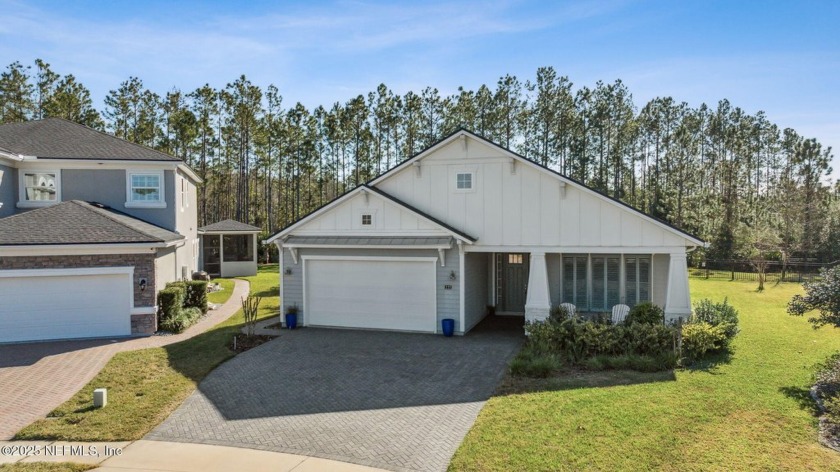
139, 278, 147, 292
449, 270, 456, 281
284, 267, 293, 276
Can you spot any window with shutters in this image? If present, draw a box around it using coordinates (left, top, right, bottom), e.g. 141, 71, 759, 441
625, 256, 651, 307
591, 255, 620, 311
562, 255, 589, 310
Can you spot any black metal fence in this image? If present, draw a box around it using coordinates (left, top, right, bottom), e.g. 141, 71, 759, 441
689, 259, 837, 283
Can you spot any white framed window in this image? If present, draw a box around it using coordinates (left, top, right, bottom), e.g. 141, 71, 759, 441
18, 170, 60, 208
126, 170, 165, 208
180, 177, 188, 211
456, 172, 473, 190
361, 214, 372, 226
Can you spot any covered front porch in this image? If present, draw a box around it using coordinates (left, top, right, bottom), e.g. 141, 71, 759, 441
461, 250, 692, 331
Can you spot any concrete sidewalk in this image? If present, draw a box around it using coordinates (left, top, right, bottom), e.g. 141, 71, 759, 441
0, 440, 387, 471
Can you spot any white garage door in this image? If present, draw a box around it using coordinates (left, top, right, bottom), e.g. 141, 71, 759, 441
0, 268, 133, 343
305, 257, 437, 332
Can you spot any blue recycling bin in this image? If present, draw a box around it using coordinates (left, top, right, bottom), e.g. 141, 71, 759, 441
285, 313, 298, 329
442, 318, 455, 337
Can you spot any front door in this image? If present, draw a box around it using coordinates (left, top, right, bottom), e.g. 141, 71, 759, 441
501, 253, 530, 312
202, 235, 221, 276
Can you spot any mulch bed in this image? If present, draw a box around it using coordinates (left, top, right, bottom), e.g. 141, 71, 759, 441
230, 334, 275, 353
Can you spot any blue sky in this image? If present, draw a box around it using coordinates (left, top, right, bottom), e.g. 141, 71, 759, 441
2, 0, 838, 178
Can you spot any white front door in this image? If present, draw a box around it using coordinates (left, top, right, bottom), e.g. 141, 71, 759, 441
304, 257, 437, 332
0, 268, 133, 343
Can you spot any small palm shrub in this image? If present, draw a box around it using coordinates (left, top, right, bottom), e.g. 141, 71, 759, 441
625, 302, 664, 325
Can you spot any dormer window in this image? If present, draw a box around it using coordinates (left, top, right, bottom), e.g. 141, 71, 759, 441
361, 214, 372, 226
456, 172, 473, 190
126, 170, 166, 208
18, 171, 60, 207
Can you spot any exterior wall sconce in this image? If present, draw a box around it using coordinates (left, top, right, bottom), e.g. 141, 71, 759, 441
284, 267, 293, 276
449, 270, 456, 281
139, 278, 147, 292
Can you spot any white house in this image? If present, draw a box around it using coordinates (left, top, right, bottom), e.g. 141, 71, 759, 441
265, 129, 704, 335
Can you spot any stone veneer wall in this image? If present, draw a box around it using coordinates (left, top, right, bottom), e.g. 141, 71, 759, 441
0, 253, 157, 335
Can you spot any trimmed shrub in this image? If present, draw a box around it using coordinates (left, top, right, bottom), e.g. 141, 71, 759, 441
681, 321, 728, 362
184, 280, 209, 313
510, 347, 563, 378
159, 306, 202, 333
157, 286, 185, 330
693, 298, 739, 341
625, 302, 665, 325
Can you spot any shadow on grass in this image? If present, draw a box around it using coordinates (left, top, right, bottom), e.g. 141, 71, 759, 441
495, 367, 676, 396
682, 349, 735, 374
779, 385, 821, 416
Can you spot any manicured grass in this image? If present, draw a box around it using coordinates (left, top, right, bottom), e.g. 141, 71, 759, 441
14, 265, 279, 441
207, 278, 235, 305
450, 279, 840, 471
0, 464, 95, 472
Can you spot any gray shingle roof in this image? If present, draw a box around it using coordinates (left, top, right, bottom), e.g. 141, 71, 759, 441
198, 219, 262, 233
284, 236, 453, 246
0, 118, 180, 161
0, 200, 184, 245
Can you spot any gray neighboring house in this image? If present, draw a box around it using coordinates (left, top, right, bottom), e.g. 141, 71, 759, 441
198, 219, 261, 277
266, 129, 705, 335
0, 118, 201, 343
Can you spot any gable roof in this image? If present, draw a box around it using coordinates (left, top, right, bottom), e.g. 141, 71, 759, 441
199, 219, 262, 233
264, 184, 477, 244
0, 200, 183, 246
369, 128, 705, 246
0, 118, 180, 162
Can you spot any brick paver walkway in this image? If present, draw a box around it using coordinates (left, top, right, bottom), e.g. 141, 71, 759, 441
147, 317, 524, 472
0, 279, 250, 440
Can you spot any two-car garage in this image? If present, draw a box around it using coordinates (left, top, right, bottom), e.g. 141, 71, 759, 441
0, 267, 133, 343
303, 257, 438, 333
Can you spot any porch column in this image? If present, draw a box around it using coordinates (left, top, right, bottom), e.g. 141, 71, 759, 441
664, 251, 692, 323
525, 251, 551, 323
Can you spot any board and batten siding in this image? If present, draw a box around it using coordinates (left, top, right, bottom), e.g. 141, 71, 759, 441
375, 136, 690, 250
463, 253, 489, 332
281, 247, 461, 332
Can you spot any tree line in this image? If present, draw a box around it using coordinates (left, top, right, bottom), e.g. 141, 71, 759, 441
1, 59, 838, 261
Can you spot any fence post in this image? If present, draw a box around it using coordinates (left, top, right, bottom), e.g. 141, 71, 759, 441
731, 261, 735, 281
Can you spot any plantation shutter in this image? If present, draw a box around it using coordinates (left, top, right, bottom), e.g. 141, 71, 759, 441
591, 257, 605, 311
639, 257, 651, 302
626, 257, 638, 306
562, 257, 574, 304
575, 256, 588, 309
607, 256, 620, 308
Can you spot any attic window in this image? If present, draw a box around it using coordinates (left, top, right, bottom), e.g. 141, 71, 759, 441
456, 172, 473, 190
361, 214, 372, 226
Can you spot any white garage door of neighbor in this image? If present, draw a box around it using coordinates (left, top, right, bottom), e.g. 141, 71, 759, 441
0, 269, 133, 343
305, 258, 437, 332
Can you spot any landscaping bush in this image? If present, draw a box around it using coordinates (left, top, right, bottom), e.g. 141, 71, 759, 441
157, 286, 184, 329
509, 346, 563, 378
159, 307, 202, 333
625, 302, 664, 325
581, 353, 678, 372
788, 266, 840, 328
681, 321, 728, 362
693, 298, 740, 341
184, 280, 209, 313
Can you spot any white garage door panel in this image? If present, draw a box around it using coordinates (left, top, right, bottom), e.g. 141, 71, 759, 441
0, 272, 132, 343
306, 258, 436, 332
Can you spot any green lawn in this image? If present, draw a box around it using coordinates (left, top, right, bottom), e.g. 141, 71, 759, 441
207, 277, 235, 305
14, 264, 279, 441
0, 464, 95, 472
451, 279, 840, 471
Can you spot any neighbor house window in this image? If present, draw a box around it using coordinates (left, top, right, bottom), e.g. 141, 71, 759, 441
456, 172, 473, 190
19, 171, 60, 206
126, 171, 165, 207
508, 254, 523, 264
625, 256, 651, 306
223, 235, 253, 262
361, 214, 372, 225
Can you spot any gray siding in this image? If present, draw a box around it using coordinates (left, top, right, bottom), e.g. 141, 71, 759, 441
62, 169, 176, 230
0, 164, 15, 218
281, 246, 460, 333
463, 253, 489, 332
652, 253, 669, 309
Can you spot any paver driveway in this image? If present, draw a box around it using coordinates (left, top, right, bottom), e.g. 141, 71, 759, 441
0, 279, 249, 440
147, 317, 524, 472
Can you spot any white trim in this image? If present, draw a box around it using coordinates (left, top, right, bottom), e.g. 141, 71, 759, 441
17, 169, 61, 207
458, 242, 465, 333
0, 243, 164, 256
284, 244, 452, 250
454, 171, 475, 193
465, 245, 689, 254
199, 230, 261, 235
131, 306, 156, 315
301, 256, 438, 333
126, 169, 166, 208
369, 130, 703, 246
265, 185, 474, 244
0, 266, 135, 316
